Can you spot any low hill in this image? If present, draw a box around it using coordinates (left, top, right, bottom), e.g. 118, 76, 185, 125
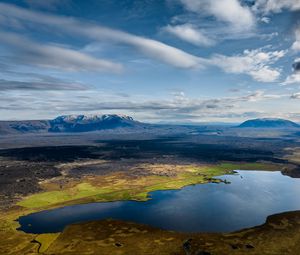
238, 118, 300, 128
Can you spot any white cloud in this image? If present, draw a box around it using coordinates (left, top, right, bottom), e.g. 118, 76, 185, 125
0, 89, 282, 121
7, 89, 293, 123
0, 31, 123, 73
0, 3, 286, 82
163, 24, 215, 46
292, 27, 300, 52
0, 3, 202, 69
249, 67, 281, 82
261, 17, 270, 23
209, 49, 286, 82
291, 93, 300, 99
282, 58, 300, 85
253, 0, 300, 14
283, 73, 300, 85
0, 78, 87, 91
179, 0, 255, 31
233, 90, 283, 102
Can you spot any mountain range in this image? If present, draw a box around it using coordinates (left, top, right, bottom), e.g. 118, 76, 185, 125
0, 114, 141, 134
0, 115, 299, 135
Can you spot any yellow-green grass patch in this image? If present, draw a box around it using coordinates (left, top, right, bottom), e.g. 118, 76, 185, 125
17, 162, 278, 210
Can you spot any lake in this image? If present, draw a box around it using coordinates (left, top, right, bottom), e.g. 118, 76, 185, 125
17, 170, 300, 234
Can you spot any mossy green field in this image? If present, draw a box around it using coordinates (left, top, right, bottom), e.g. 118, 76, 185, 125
17, 162, 277, 209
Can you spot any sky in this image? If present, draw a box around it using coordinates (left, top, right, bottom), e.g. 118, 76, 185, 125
0, 0, 300, 123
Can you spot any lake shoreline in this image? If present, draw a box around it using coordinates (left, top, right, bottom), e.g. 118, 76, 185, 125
1, 164, 299, 254
17, 170, 300, 234
30, 210, 300, 255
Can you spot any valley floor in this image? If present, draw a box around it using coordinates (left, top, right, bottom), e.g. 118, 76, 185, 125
1, 132, 300, 254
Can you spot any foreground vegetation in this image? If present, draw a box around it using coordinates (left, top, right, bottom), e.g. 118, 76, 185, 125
17, 162, 277, 209
40, 211, 300, 255
0, 161, 283, 254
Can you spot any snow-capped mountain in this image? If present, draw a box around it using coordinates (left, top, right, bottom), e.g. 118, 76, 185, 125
0, 114, 141, 134
49, 114, 139, 132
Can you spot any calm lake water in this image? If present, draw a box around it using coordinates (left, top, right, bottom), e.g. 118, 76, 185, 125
18, 171, 300, 234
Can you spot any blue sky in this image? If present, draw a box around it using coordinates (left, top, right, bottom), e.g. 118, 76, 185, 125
0, 0, 299, 122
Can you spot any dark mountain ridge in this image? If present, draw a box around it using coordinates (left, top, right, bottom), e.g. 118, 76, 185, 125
238, 118, 300, 128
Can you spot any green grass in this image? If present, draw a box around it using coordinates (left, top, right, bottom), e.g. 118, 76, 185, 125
35, 233, 60, 253
17, 162, 279, 209
17, 183, 115, 208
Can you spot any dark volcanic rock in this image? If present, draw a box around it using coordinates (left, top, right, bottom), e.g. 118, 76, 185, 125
238, 118, 300, 128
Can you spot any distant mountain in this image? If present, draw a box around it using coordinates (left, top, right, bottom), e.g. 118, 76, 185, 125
48, 114, 140, 132
0, 120, 49, 134
238, 118, 300, 128
0, 114, 141, 134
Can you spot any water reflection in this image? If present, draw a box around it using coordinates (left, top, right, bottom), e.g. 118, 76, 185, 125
18, 171, 300, 233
